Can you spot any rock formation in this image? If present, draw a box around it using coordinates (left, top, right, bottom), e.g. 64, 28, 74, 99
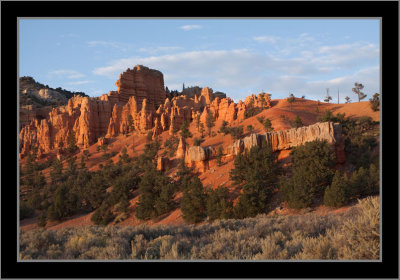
227, 122, 344, 156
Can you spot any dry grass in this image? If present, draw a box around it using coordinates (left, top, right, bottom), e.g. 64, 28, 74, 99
20, 196, 379, 260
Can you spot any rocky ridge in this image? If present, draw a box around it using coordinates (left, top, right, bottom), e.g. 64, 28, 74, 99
19, 65, 269, 159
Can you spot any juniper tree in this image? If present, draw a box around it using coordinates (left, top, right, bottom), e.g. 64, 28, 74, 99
352, 82, 367, 102
369, 93, 380, 111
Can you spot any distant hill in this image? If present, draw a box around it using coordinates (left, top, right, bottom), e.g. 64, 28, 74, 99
19, 76, 88, 107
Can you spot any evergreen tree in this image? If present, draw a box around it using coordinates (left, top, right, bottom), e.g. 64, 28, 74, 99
136, 167, 175, 220
218, 120, 230, 135
179, 119, 193, 139
352, 82, 367, 102
66, 131, 78, 155
199, 123, 205, 138
287, 93, 295, 111
247, 125, 254, 134
280, 140, 336, 209
345, 96, 351, 103
263, 118, 273, 132
229, 126, 244, 140
324, 171, 349, 207
181, 176, 207, 223
206, 110, 215, 137
206, 186, 232, 221
369, 93, 380, 111
230, 143, 282, 217
119, 147, 130, 164
292, 115, 303, 128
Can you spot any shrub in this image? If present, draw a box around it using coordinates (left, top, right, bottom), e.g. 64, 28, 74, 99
324, 171, 349, 207
369, 93, 380, 111
91, 203, 114, 225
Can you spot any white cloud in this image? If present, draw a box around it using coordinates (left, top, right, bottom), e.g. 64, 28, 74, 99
180, 25, 203, 31
92, 39, 379, 101
48, 70, 85, 79
253, 36, 280, 44
138, 46, 183, 54
66, 80, 93, 86
87, 41, 129, 52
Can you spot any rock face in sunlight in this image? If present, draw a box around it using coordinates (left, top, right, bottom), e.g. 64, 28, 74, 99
19, 65, 276, 159
227, 122, 345, 162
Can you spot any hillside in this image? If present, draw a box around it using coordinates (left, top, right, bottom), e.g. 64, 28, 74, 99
20, 94, 380, 231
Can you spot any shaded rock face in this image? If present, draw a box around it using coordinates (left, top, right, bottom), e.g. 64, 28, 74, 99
185, 146, 216, 163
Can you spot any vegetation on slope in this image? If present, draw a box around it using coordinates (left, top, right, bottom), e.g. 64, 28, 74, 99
19, 196, 379, 260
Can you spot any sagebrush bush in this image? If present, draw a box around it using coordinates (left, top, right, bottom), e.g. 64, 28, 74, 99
20, 196, 380, 260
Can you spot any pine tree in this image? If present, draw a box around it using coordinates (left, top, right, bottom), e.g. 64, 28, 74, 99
181, 176, 207, 223
179, 119, 192, 139
216, 146, 224, 166
230, 143, 282, 218
292, 115, 303, 128
66, 131, 78, 155
263, 118, 273, 132
280, 140, 336, 209
352, 82, 367, 102
206, 186, 232, 220
206, 110, 215, 137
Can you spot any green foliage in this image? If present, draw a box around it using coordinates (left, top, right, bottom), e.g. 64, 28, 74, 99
138, 137, 161, 170
256, 116, 265, 125
345, 96, 351, 103
47, 184, 78, 221
230, 143, 282, 218
280, 140, 336, 209
263, 118, 273, 132
244, 107, 263, 119
352, 82, 367, 102
163, 136, 179, 157
91, 203, 114, 225
199, 123, 205, 138
179, 119, 192, 139
246, 125, 254, 133
206, 187, 232, 221
324, 171, 349, 207
20, 201, 35, 220
205, 111, 215, 137
287, 93, 295, 110
369, 93, 380, 111
119, 147, 130, 164
291, 115, 303, 128
66, 131, 79, 155
127, 114, 134, 132
218, 120, 230, 135
195, 114, 201, 132
181, 176, 207, 223
136, 167, 175, 220
228, 126, 244, 140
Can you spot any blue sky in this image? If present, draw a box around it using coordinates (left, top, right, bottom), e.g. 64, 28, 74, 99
19, 19, 380, 102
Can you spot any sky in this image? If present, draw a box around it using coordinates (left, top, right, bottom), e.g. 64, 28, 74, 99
19, 19, 380, 102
